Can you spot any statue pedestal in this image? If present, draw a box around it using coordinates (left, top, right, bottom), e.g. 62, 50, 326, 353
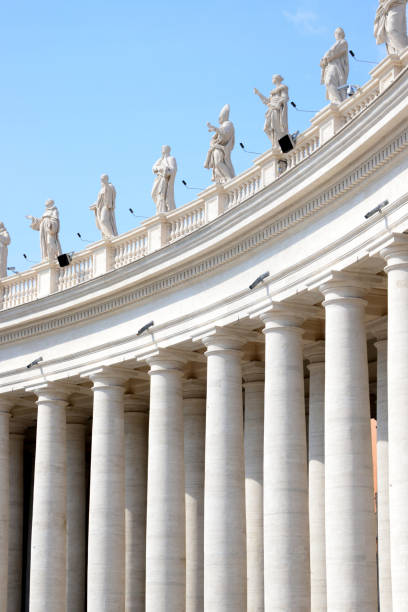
94, 240, 113, 276
37, 262, 59, 298
311, 104, 346, 146
142, 214, 171, 253
204, 185, 227, 222
370, 53, 405, 93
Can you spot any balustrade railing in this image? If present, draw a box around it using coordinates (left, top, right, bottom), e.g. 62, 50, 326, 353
0, 52, 405, 310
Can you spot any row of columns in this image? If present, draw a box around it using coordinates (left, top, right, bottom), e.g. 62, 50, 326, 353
1, 234, 408, 610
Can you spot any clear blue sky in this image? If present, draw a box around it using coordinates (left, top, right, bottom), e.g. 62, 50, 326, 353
1, 0, 382, 271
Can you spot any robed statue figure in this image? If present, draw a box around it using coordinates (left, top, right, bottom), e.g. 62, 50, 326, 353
254, 75, 289, 149
90, 174, 118, 239
374, 0, 408, 55
151, 145, 177, 214
204, 104, 235, 184
320, 28, 349, 105
26, 200, 62, 261
0, 222, 11, 278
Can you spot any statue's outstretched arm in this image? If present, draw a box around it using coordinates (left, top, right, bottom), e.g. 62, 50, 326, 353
254, 88, 269, 105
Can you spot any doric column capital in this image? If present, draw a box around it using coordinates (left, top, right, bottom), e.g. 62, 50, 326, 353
250, 300, 318, 330
82, 366, 129, 391
145, 348, 187, 374
304, 341, 325, 370
194, 326, 246, 353
380, 233, 408, 270
242, 361, 264, 384
0, 396, 13, 414
26, 382, 72, 406
123, 394, 148, 413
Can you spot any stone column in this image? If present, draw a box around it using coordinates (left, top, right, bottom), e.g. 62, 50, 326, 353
124, 395, 148, 612
66, 409, 88, 612
260, 308, 309, 611
305, 342, 326, 611
201, 329, 246, 612
145, 351, 186, 612
8, 429, 25, 612
29, 384, 70, 612
381, 235, 408, 609
0, 398, 12, 612
242, 362, 264, 612
87, 369, 127, 612
372, 321, 392, 612
184, 380, 206, 612
320, 276, 377, 610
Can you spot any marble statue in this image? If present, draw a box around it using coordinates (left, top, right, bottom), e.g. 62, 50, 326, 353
374, 0, 408, 55
0, 222, 10, 278
151, 145, 177, 213
26, 200, 62, 261
320, 28, 349, 105
90, 174, 118, 239
254, 75, 289, 149
204, 104, 235, 184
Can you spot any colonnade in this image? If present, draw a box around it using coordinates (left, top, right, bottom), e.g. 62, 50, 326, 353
1, 235, 408, 610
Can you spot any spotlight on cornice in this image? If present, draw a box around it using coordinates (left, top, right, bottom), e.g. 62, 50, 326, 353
181, 180, 204, 191
137, 321, 154, 336
349, 50, 376, 65
249, 271, 270, 290
7, 267, 19, 274
364, 200, 389, 219
290, 101, 318, 113
26, 356, 43, 369
239, 142, 261, 155
278, 134, 295, 153
57, 253, 74, 268
23, 253, 39, 264
338, 84, 360, 97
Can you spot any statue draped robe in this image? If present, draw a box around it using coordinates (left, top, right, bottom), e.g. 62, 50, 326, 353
93, 183, 118, 238
374, 0, 408, 54
151, 154, 177, 213
29, 207, 62, 261
204, 120, 235, 183
0, 226, 10, 277
261, 84, 289, 148
321, 38, 349, 104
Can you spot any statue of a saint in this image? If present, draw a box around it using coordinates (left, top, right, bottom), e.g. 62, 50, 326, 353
204, 104, 235, 184
90, 174, 118, 239
254, 75, 289, 149
0, 222, 11, 278
26, 200, 62, 261
151, 145, 177, 213
374, 0, 408, 55
320, 28, 349, 105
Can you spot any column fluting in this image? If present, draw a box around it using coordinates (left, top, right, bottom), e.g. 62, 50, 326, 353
321, 278, 377, 610
261, 310, 310, 611
243, 362, 264, 612
381, 236, 408, 609
29, 384, 70, 612
305, 342, 326, 611
184, 380, 206, 612
8, 430, 24, 612
66, 412, 87, 612
124, 395, 148, 612
145, 352, 186, 612
0, 398, 12, 612
201, 330, 246, 612
87, 369, 127, 612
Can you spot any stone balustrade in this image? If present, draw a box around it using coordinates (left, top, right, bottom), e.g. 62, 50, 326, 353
1, 51, 407, 311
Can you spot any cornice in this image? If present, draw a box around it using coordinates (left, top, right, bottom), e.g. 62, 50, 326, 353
1, 76, 408, 346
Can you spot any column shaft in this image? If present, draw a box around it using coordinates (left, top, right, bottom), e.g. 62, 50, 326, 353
66, 423, 87, 612
184, 393, 206, 612
203, 333, 246, 612
87, 373, 126, 612
243, 367, 264, 612
307, 353, 326, 611
375, 338, 392, 611
0, 403, 11, 612
262, 313, 309, 611
145, 355, 186, 612
30, 386, 69, 612
8, 432, 24, 612
322, 284, 377, 610
382, 237, 408, 609
125, 406, 148, 612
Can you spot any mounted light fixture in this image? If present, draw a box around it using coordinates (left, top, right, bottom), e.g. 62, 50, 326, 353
137, 321, 154, 336
364, 200, 389, 219
27, 357, 43, 369
249, 271, 270, 290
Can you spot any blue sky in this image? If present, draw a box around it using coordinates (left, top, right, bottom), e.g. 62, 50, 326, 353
1, 0, 382, 271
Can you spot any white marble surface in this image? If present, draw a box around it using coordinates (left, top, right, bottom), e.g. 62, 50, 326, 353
90, 175, 118, 239
204, 105, 235, 183
26, 200, 62, 261
320, 28, 349, 104
152, 146, 177, 213
254, 75, 289, 148
0, 223, 10, 279
375, 0, 408, 55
